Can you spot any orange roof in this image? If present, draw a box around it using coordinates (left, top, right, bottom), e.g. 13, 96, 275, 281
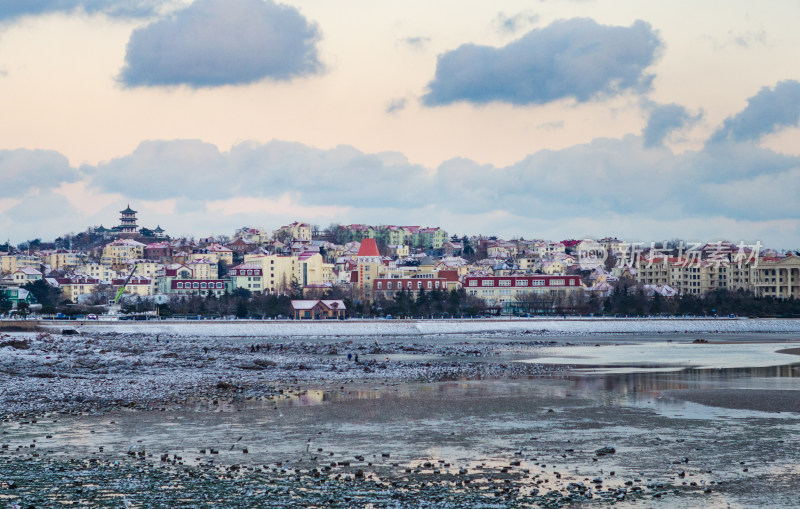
357, 238, 380, 257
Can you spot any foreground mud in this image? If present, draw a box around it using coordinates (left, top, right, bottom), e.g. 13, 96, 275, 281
3, 329, 800, 507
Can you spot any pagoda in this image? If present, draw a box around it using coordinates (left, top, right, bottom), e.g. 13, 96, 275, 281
116, 205, 139, 237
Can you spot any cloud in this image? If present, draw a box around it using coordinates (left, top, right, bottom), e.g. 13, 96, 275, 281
641, 101, 703, 148
0, 148, 80, 198
399, 36, 431, 50
89, 139, 432, 208
118, 0, 322, 88
385, 97, 407, 114
423, 18, 661, 106
87, 139, 228, 200
493, 11, 539, 34
0, 0, 168, 21
709, 80, 800, 144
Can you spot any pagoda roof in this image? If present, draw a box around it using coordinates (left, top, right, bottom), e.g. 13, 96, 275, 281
120, 204, 137, 214
153, 225, 164, 232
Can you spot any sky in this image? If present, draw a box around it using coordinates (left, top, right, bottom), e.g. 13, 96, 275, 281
1, 0, 799, 249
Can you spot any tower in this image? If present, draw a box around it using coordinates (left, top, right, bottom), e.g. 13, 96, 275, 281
118, 205, 139, 236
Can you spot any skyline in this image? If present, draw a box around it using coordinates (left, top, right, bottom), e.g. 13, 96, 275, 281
1, 1, 799, 248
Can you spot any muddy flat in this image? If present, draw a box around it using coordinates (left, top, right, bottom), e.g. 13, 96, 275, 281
2, 327, 800, 507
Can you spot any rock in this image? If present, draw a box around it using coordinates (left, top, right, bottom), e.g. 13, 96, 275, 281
595, 446, 616, 456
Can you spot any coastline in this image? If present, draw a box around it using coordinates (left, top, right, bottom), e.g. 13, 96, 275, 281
17, 316, 800, 337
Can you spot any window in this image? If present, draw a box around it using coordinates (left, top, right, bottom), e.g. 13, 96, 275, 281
177, 282, 183, 289
435, 281, 440, 289
201, 282, 207, 289
377, 282, 382, 289
193, 282, 199, 289
531, 279, 544, 286
247, 270, 252, 275
387, 282, 392, 289
500, 280, 511, 287
482, 280, 494, 287
427, 281, 432, 289
469, 280, 477, 287
216, 282, 223, 289
515, 280, 528, 286
417, 281, 422, 289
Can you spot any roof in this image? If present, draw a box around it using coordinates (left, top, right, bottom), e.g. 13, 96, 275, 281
357, 238, 380, 257
291, 299, 346, 310
120, 205, 137, 214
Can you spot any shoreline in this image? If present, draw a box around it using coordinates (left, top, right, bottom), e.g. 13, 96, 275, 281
3, 316, 797, 337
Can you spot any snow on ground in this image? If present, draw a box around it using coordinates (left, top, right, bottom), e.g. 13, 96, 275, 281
32, 317, 800, 337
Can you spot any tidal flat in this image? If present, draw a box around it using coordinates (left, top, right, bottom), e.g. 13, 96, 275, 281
2, 323, 800, 507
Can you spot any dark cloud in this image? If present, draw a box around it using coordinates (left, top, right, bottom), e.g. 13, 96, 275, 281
118, 0, 322, 88
0, 148, 79, 197
423, 18, 661, 106
709, 80, 800, 144
641, 101, 702, 148
493, 11, 539, 34
0, 0, 167, 20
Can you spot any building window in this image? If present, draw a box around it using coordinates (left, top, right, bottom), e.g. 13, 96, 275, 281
193, 282, 199, 289
177, 282, 183, 289
201, 282, 207, 289
216, 282, 223, 289
482, 280, 494, 287
499, 280, 511, 287
532, 279, 544, 286
387, 282, 392, 289
469, 280, 477, 287
515, 280, 528, 286
377, 282, 382, 289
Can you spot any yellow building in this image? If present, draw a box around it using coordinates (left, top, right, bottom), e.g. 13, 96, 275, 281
101, 239, 145, 268
185, 259, 218, 280
296, 252, 329, 287
1, 254, 40, 274
39, 250, 83, 270
125, 260, 163, 280
244, 254, 298, 294
57, 276, 99, 302
205, 244, 234, 265
112, 276, 153, 297
275, 221, 312, 242
77, 263, 118, 282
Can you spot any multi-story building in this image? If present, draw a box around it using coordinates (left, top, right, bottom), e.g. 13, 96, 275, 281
77, 263, 118, 282
371, 274, 450, 300
244, 254, 298, 294
39, 250, 83, 270
57, 276, 100, 303
229, 263, 263, 293
754, 256, 800, 299
101, 239, 145, 268
275, 221, 312, 242
1, 254, 40, 274
112, 277, 153, 298
463, 275, 583, 312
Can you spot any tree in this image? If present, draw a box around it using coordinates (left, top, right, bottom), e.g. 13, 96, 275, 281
16, 301, 31, 319
235, 300, 248, 318
23, 280, 61, 314
0, 290, 11, 314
